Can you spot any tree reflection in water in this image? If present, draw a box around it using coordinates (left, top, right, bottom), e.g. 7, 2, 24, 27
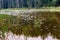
5, 32, 58, 40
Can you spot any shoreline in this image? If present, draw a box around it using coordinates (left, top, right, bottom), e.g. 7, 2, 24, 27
0, 9, 60, 16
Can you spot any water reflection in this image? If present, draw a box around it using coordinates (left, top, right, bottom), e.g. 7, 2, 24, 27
4, 32, 59, 40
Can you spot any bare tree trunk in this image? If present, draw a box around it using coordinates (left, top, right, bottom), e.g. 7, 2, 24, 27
16, 0, 19, 8
1, 0, 3, 9
21, 0, 23, 8
11, 0, 15, 8
0, 0, 1, 8
34, 0, 37, 8
8, 0, 11, 8
37, 0, 41, 8
27, 0, 29, 8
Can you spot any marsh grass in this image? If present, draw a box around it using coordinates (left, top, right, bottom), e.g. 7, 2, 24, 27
0, 11, 60, 40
